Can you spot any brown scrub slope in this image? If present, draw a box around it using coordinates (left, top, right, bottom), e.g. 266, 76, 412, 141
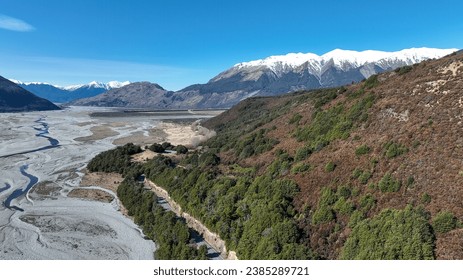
203, 51, 463, 259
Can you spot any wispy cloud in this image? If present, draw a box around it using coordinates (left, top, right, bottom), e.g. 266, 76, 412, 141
0, 14, 35, 32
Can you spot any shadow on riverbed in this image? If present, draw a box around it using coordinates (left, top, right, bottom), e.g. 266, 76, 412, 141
0, 145, 60, 159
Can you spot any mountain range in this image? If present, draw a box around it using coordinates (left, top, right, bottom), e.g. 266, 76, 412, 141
0, 76, 60, 112
69, 47, 457, 108
12, 80, 130, 103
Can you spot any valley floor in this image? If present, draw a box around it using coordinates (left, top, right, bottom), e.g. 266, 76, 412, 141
0, 106, 216, 259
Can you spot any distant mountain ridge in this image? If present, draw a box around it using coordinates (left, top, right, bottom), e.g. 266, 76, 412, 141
181, 47, 458, 107
230, 48, 453, 75
62, 81, 130, 91
41, 47, 462, 109
11, 80, 130, 103
69, 82, 171, 108
0, 76, 60, 112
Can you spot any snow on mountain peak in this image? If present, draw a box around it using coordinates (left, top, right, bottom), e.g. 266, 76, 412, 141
106, 81, 131, 88
234, 47, 458, 74
8, 78, 23, 84
235, 52, 320, 69
9, 79, 61, 87
63, 81, 130, 91
389, 47, 457, 63
321, 49, 391, 69
88, 81, 102, 87
9, 78, 132, 92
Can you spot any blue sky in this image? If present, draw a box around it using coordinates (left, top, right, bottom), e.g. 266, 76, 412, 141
1, 0, 462, 90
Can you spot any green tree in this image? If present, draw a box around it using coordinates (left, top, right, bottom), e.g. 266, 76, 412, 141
149, 143, 165, 153
355, 145, 371, 156
342, 206, 435, 260
295, 146, 312, 161
378, 173, 401, 192
421, 193, 431, 204
175, 145, 188, 154
199, 152, 220, 167
384, 141, 408, 158
162, 142, 174, 150
325, 161, 336, 172
358, 170, 372, 184
433, 211, 457, 234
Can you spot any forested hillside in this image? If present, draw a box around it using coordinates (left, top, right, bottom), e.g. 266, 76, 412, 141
200, 51, 463, 259
89, 51, 463, 259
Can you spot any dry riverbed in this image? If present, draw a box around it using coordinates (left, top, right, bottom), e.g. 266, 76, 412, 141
0, 106, 221, 260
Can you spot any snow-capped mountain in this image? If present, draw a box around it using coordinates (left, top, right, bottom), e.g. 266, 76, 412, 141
12, 80, 130, 103
172, 47, 458, 108
213, 47, 457, 85
63, 81, 130, 91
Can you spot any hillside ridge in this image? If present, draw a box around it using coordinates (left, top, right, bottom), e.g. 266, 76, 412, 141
0, 76, 60, 112
200, 50, 463, 259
